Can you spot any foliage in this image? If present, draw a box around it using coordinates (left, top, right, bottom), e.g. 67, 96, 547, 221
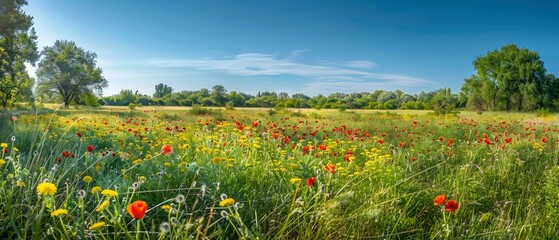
460, 44, 557, 111
36, 40, 107, 107
0, 0, 39, 107
153, 83, 173, 98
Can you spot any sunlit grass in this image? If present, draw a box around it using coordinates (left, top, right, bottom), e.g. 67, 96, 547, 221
0, 107, 557, 239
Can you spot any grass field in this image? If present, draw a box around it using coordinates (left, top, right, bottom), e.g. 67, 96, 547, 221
0, 106, 558, 239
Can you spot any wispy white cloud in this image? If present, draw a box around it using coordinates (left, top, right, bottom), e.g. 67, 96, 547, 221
149, 51, 430, 90
341, 60, 378, 69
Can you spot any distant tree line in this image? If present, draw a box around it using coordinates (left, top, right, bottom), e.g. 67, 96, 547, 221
99, 84, 461, 112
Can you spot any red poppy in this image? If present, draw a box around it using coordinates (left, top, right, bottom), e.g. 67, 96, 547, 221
86, 145, 94, 152
378, 139, 385, 144
542, 137, 548, 143
318, 144, 327, 151
324, 163, 336, 173
433, 194, 446, 205
252, 121, 259, 127
272, 132, 279, 139
161, 144, 173, 155
306, 177, 316, 187
127, 200, 148, 220
439, 137, 445, 141
505, 137, 512, 143
445, 200, 459, 212
484, 138, 493, 145
76, 132, 82, 138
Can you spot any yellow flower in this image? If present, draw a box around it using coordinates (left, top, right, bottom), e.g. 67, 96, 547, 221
51, 209, 69, 217
37, 182, 57, 196
0, 143, 7, 148
96, 200, 110, 212
219, 198, 236, 207
163, 162, 172, 167
101, 189, 118, 198
82, 176, 93, 183
289, 177, 302, 184
88, 221, 106, 230
0, 159, 5, 165
91, 186, 102, 194
161, 205, 172, 211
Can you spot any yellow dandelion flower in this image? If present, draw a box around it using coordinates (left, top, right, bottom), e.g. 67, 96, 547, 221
96, 200, 110, 212
82, 176, 93, 183
163, 162, 172, 167
0, 159, 5, 165
91, 186, 102, 194
51, 209, 69, 217
219, 198, 236, 207
88, 221, 106, 230
161, 205, 172, 211
0, 143, 7, 148
37, 182, 57, 196
290, 177, 302, 184
101, 189, 118, 198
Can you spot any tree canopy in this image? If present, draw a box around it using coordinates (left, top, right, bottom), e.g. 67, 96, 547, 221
36, 40, 107, 107
461, 44, 557, 111
0, 0, 38, 107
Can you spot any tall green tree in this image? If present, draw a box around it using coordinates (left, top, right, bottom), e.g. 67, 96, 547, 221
0, 0, 39, 107
36, 40, 107, 107
210, 85, 227, 106
470, 44, 547, 111
154, 83, 173, 98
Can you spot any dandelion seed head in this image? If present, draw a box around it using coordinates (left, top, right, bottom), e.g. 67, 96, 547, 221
220, 193, 228, 200
159, 222, 171, 234
175, 194, 186, 204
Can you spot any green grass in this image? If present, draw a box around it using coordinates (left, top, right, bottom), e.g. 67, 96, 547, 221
0, 106, 558, 239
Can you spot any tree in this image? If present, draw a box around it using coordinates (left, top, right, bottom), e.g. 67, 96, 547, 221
36, 40, 107, 107
210, 85, 227, 106
0, 0, 39, 107
154, 83, 173, 98
470, 44, 547, 111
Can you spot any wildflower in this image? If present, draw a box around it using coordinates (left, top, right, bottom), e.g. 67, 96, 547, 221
86, 145, 94, 152
12, 116, 17, 121
378, 139, 385, 144
445, 200, 459, 212
91, 186, 102, 194
219, 198, 236, 207
433, 194, 446, 205
175, 194, 186, 204
505, 137, 512, 143
76, 132, 82, 138
0, 143, 7, 148
163, 162, 172, 167
161, 205, 172, 211
161, 144, 173, 155
101, 189, 118, 198
96, 200, 110, 212
542, 137, 548, 143
127, 200, 148, 220
290, 177, 302, 184
306, 177, 316, 187
88, 222, 106, 230
76, 190, 86, 199
82, 176, 93, 183
50, 209, 68, 217
0, 159, 5, 165
37, 182, 57, 196
324, 163, 336, 173
159, 222, 171, 234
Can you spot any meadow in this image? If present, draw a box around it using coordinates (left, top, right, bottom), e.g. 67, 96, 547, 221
0, 106, 558, 239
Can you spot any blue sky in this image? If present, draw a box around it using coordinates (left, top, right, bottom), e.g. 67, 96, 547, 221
24, 1, 559, 97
